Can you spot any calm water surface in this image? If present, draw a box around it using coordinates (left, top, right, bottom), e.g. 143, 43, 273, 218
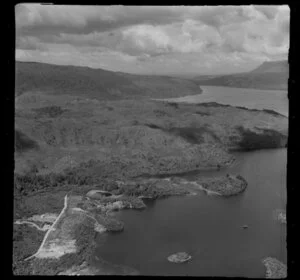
95, 149, 287, 277
157, 85, 288, 117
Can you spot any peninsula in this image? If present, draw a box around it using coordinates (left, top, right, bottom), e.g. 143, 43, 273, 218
14, 61, 288, 275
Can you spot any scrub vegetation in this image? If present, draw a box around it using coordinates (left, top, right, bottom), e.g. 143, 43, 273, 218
14, 61, 288, 275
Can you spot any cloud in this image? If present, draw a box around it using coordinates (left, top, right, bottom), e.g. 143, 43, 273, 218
17, 5, 287, 35
16, 36, 47, 51
187, 6, 253, 29
15, 4, 186, 36
15, 5, 290, 75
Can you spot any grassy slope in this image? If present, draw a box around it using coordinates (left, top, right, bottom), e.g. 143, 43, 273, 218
14, 61, 288, 184
193, 60, 288, 90
16, 61, 202, 99
15, 92, 288, 177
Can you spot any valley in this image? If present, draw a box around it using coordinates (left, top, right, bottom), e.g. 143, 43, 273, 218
14, 61, 288, 276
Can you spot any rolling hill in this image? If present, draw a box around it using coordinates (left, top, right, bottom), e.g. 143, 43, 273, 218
14, 59, 288, 275
15, 61, 202, 99
193, 60, 288, 90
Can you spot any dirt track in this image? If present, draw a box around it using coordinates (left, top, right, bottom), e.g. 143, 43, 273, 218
25, 194, 69, 260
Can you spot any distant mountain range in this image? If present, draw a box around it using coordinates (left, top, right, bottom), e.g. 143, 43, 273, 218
15, 61, 202, 99
193, 60, 289, 90
15, 60, 289, 99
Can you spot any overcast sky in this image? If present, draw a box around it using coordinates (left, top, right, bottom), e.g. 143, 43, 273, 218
15, 5, 290, 75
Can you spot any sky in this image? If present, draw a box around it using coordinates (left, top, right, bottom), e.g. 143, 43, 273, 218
15, 5, 290, 76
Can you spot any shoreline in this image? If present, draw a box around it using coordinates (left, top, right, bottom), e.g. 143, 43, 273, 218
14, 96, 288, 275
14, 193, 140, 275
152, 85, 288, 118
262, 257, 287, 278
25, 195, 69, 261
13, 170, 249, 275
13, 146, 287, 275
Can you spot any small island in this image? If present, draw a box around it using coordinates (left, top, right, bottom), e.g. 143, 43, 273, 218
273, 209, 286, 224
167, 252, 192, 263
262, 257, 287, 278
13, 173, 248, 274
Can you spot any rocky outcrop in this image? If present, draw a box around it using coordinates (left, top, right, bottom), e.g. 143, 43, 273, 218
86, 190, 113, 199
81, 192, 147, 211
262, 257, 287, 278
167, 252, 192, 263
234, 126, 288, 151
273, 209, 286, 224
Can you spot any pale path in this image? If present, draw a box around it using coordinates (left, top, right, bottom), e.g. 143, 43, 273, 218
25, 194, 69, 261
15, 220, 49, 231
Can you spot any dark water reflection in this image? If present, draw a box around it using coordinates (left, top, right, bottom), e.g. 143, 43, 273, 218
95, 149, 287, 277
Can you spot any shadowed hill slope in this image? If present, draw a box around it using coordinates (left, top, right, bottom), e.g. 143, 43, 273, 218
15, 61, 202, 99
15, 130, 39, 153
250, 60, 288, 73
193, 60, 288, 90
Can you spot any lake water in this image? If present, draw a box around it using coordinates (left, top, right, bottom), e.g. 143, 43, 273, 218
156, 85, 288, 117
94, 85, 287, 276
95, 149, 287, 277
